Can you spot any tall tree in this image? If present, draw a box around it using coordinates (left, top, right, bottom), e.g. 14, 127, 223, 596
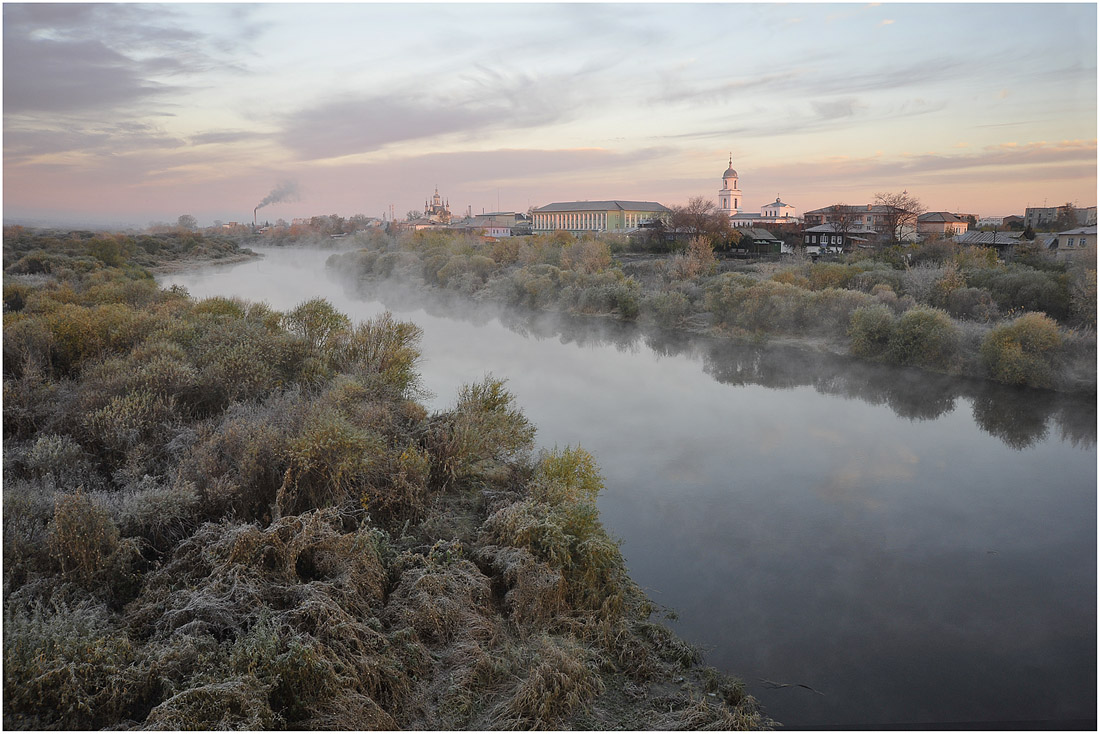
1054, 202, 1078, 231
177, 214, 198, 231
873, 190, 924, 245
669, 196, 733, 248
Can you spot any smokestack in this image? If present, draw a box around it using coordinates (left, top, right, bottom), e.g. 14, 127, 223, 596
254, 207, 257, 227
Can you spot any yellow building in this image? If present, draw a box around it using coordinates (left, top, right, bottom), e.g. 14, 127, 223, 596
532, 200, 670, 233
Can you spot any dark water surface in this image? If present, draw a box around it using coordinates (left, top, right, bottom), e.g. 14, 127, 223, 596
161, 247, 1097, 729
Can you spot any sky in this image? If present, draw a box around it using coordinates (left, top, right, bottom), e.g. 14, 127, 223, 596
3, 2, 1097, 228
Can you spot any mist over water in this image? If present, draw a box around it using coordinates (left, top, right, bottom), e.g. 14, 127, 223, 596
160, 247, 1096, 728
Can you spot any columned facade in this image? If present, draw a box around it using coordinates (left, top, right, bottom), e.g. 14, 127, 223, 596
532, 200, 670, 233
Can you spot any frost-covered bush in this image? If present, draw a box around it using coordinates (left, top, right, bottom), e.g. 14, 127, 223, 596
980, 312, 1063, 388
427, 376, 535, 489
966, 267, 1071, 320
849, 304, 896, 359
645, 290, 693, 327
886, 307, 960, 370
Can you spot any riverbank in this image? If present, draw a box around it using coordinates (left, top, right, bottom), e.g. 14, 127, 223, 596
2, 230, 773, 729
159, 244, 1097, 728
321, 230, 1096, 394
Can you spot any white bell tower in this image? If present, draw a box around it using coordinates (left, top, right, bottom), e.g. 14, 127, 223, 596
718, 154, 741, 216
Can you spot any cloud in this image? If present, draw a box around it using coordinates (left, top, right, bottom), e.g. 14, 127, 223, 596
2, 4, 252, 115
4, 121, 186, 164
649, 71, 802, 107
879, 19, 895, 26
2, 34, 178, 114
188, 130, 267, 146
276, 64, 594, 160
666, 95, 945, 142
811, 97, 863, 120
751, 139, 1097, 191
277, 95, 506, 160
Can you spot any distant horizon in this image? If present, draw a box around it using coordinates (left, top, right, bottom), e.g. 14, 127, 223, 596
4, 3, 1096, 228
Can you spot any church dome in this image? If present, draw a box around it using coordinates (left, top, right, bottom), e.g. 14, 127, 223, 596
723, 165, 738, 179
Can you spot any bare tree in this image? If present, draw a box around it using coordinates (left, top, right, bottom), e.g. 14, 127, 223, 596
669, 196, 733, 248
824, 203, 863, 250
873, 190, 925, 245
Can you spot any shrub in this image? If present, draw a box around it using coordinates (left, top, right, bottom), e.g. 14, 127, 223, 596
944, 286, 998, 321
561, 239, 612, 274
428, 377, 535, 489
530, 446, 603, 506
930, 261, 967, 308
812, 288, 876, 335
646, 290, 692, 328
851, 268, 906, 295
808, 262, 859, 290
23, 433, 92, 490
47, 491, 121, 584
115, 476, 204, 550
490, 238, 520, 265
1070, 268, 1096, 329
898, 263, 946, 304
703, 272, 768, 327
980, 312, 1064, 388
332, 311, 423, 398
492, 634, 604, 728
191, 296, 246, 320
886, 307, 960, 370
480, 497, 626, 616
85, 389, 176, 458
966, 267, 1071, 320
717, 280, 810, 334
771, 270, 812, 289
180, 397, 293, 520
848, 305, 896, 359
3, 312, 52, 379
611, 278, 641, 320
282, 298, 351, 356
277, 407, 385, 515
3, 597, 152, 729
382, 558, 496, 645
144, 677, 279, 730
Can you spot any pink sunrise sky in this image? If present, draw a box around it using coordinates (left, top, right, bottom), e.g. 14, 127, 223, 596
3, 2, 1096, 228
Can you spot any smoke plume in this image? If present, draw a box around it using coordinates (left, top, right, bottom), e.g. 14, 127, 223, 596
256, 180, 300, 210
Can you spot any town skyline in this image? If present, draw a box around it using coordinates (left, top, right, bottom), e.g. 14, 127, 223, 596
4, 2, 1096, 228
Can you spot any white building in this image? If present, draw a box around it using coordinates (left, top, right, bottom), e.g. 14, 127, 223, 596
716, 156, 798, 226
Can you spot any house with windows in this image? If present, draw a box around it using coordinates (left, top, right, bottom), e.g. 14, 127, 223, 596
531, 200, 670, 233
448, 212, 524, 238
1052, 226, 1097, 259
918, 211, 969, 238
801, 222, 876, 254
803, 204, 894, 237
735, 228, 790, 255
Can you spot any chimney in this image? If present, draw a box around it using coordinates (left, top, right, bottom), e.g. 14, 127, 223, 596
254, 207, 258, 227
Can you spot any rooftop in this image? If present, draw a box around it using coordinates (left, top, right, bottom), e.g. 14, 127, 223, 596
534, 200, 670, 213
919, 211, 968, 223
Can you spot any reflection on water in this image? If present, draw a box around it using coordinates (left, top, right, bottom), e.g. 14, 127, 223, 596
161, 248, 1097, 728
339, 265, 1096, 453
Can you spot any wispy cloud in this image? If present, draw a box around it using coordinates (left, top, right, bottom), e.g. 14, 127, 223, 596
275, 62, 604, 160
665, 95, 946, 142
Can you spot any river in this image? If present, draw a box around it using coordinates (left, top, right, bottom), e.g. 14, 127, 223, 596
160, 246, 1097, 729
